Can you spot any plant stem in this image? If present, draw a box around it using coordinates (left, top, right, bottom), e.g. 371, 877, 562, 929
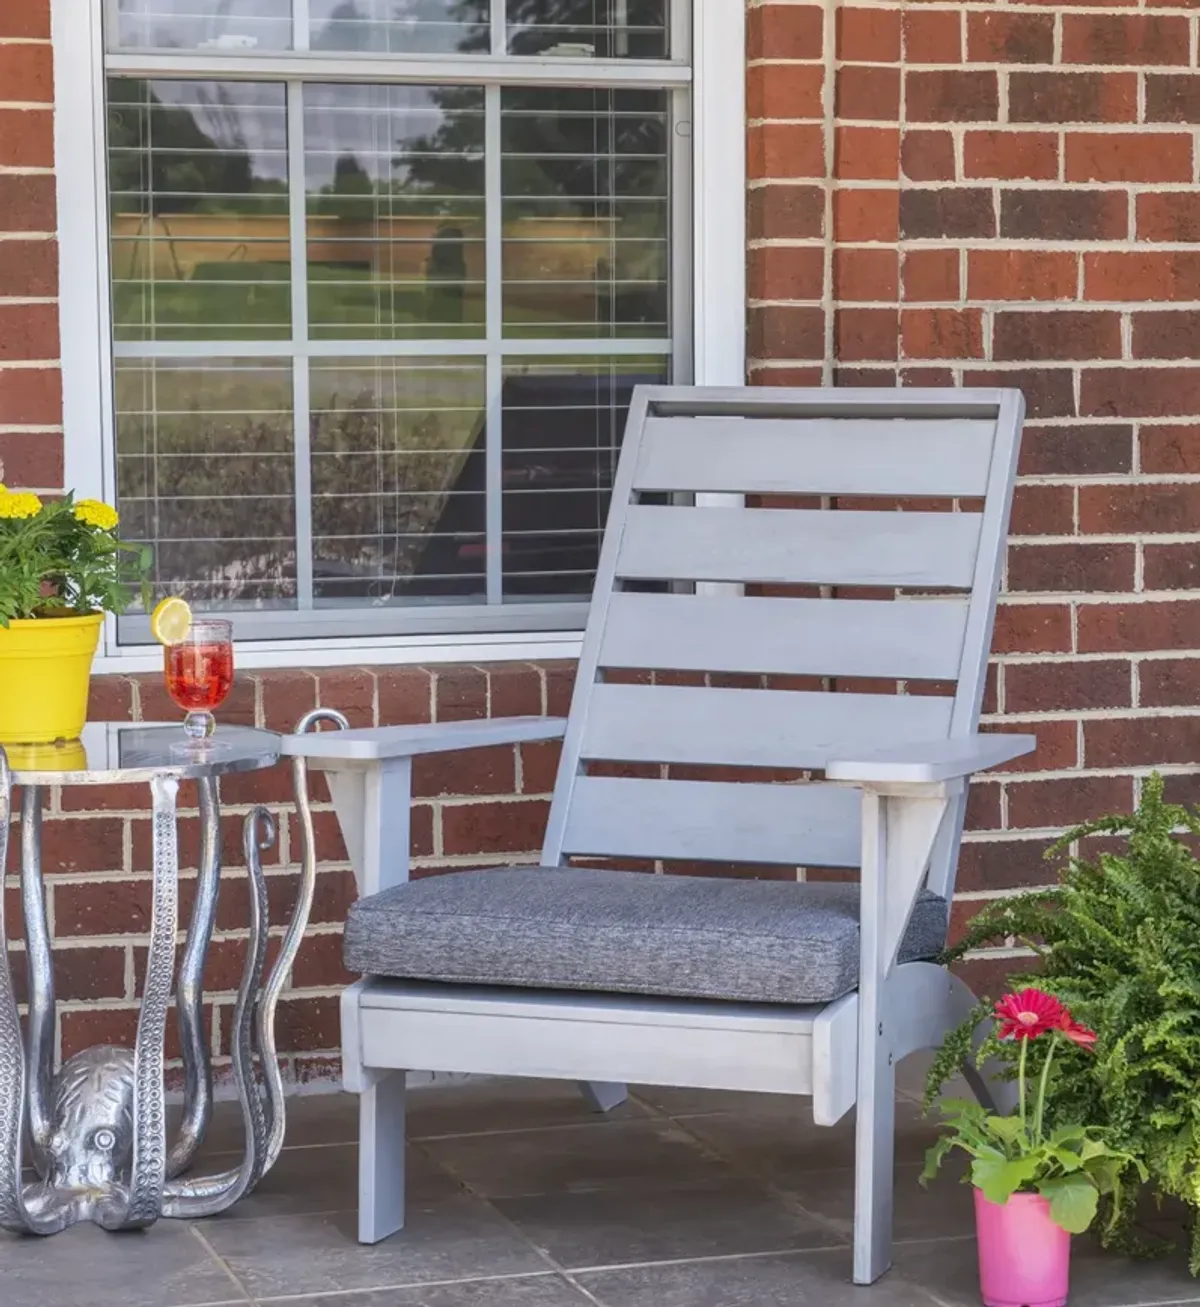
1033, 1034, 1057, 1145
1018, 1036, 1028, 1142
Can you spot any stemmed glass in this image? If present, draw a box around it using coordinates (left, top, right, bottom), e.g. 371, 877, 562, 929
164, 618, 234, 756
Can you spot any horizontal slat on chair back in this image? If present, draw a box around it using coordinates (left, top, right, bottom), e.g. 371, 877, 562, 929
581, 684, 954, 769
600, 592, 968, 680
562, 776, 864, 867
634, 417, 995, 497
617, 505, 982, 589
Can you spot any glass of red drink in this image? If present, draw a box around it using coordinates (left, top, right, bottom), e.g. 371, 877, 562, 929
164, 617, 234, 755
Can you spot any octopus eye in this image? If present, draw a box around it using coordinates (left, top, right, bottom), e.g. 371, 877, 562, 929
93, 1128, 116, 1152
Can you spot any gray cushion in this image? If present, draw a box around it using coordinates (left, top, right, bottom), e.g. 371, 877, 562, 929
343, 867, 948, 1006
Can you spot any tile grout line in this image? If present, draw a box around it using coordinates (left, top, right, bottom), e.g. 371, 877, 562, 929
186, 1222, 257, 1306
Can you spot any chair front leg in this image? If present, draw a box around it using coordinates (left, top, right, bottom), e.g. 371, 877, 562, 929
358, 1070, 407, 1245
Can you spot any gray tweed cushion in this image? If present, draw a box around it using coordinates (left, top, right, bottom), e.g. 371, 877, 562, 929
343, 867, 949, 1006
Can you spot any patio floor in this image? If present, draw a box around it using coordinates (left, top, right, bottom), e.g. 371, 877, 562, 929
2, 1063, 1197, 1307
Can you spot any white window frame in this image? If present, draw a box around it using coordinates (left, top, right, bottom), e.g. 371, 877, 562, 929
52, 0, 745, 674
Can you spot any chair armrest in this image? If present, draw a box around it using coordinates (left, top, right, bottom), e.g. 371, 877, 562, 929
279, 716, 567, 764
825, 734, 1036, 785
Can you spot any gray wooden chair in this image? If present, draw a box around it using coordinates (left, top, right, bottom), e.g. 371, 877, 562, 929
283, 386, 1033, 1285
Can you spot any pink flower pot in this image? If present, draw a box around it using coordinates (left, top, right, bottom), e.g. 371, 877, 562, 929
974, 1189, 1071, 1307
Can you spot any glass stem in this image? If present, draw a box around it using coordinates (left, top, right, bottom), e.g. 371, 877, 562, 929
183, 711, 216, 742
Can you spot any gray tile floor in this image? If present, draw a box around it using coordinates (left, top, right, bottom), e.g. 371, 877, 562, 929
2, 1066, 1197, 1307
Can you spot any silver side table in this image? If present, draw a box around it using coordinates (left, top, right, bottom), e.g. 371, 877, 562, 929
0, 716, 334, 1234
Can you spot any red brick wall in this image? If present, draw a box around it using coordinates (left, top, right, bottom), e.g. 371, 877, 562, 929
5, 1, 1200, 1078
749, 0, 1200, 990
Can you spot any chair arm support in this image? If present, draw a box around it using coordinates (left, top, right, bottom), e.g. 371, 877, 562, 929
279, 716, 567, 765
825, 733, 1036, 785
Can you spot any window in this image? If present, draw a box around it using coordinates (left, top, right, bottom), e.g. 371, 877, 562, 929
101, 1, 691, 643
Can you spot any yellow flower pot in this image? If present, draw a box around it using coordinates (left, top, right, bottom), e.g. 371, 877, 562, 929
0, 613, 102, 744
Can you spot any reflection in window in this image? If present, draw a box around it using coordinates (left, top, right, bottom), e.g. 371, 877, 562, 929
305, 85, 486, 340
111, 0, 293, 51
108, 79, 290, 341
310, 0, 490, 53
115, 358, 297, 607
507, 0, 668, 58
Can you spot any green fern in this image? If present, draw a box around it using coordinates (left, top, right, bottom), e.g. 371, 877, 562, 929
932, 773, 1200, 1267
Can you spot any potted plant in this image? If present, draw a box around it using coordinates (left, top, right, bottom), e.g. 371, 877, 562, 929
0, 486, 148, 744
923, 987, 1143, 1307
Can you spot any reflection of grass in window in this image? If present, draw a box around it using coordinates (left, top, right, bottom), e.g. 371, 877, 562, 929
112, 266, 292, 340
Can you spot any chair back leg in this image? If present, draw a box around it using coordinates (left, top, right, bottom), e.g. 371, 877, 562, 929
578, 1081, 628, 1113
358, 1070, 407, 1245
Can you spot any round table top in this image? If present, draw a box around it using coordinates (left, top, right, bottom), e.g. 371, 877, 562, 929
1, 723, 281, 785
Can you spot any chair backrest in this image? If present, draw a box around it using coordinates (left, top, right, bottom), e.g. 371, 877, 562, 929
542, 386, 1025, 902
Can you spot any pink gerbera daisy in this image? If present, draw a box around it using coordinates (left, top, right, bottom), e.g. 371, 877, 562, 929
994, 988, 1066, 1041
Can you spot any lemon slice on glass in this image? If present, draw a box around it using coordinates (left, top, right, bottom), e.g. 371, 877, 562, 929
150, 596, 192, 646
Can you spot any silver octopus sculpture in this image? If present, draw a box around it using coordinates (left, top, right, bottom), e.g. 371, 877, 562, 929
0, 709, 348, 1233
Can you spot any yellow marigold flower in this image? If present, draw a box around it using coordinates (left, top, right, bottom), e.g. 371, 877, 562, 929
73, 498, 120, 531
0, 491, 43, 520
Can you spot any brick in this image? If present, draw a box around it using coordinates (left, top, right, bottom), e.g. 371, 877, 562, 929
0, 174, 55, 234
994, 311, 1120, 363
1067, 132, 1192, 184
1138, 194, 1200, 244
903, 10, 961, 63
0, 44, 53, 102
1001, 191, 1126, 242
965, 367, 1076, 419
835, 308, 900, 361
1140, 424, 1200, 473
833, 366, 897, 387
1008, 543, 1135, 594
19, 947, 126, 1005
1004, 659, 1131, 713
837, 7, 902, 61
1082, 367, 1200, 418
991, 603, 1072, 654
543, 662, 575, 716
432, 664, 487, 721
60, 1009, 141, 1063
273, 996, 340, 1051
1146, 74, 1200, 123
1079, 483, 1200, 533
899, 130, 954, 182
900, 189, 995, 239
906, 71, 998, 123
900, 367, 955, 388
968, 12, 1054, 64
982, 718, 1078, 771
1140, 657, 1200, 707
750, 365, 825, 387
0, 431, 61, 488
488, 663, 543, 718
1078, 600, 1200, 653
748, 64, 824, 122
834, 188, 899, 243
0, 108, 52, 168
0, 0, 49, 37
38, 817, 124, 875
748, 185, 824, 239
0, 238, 56, 298
900, 308, 983, 360
52, 878, 153, 936
1009, 483, 1075, 536
1144, 543, 1200, 592
59, 780, 151, 812
86, 674, 136, 723
1009, 72, 1138, 124
442, 798, 550, 857
314, 667, 374, 727
375, 666, 432, 724
833, 247, 898, 302
290, 930, 356, 990
748, 245, 825, 300
1133, 311, 1200, 360
413, 745, 516, 798
749, 304, 825, 360
748, 123, 825, 179
1018, 424, 1132, 476
966, 780, 1002, 831
964, 131, 1058, 181
835, 126, 901, 181
968, 251, 1077, 303
137, 668, 256, 727
954, 953, 1039, 997
0, 303, 57, 362
901, 248, 958, 302
835, 66, 900, 122
748, 4, 824, 61
1087, 252, 1200, 302
956, 837, 1057, 893
1062, 16, 1190, 67
1085, 717, 1200, 768
1007, 776, 1136, 832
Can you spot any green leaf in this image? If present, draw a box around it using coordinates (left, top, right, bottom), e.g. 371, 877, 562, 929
921, 1136, 956, 1185
972, 1154, 1042, 1206
984, 1116, 1029, 1147
1040, 1174, 1099, 1235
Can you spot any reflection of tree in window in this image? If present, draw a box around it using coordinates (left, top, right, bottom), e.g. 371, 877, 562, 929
310, 0, 490, 53
506, 0, 666, 58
